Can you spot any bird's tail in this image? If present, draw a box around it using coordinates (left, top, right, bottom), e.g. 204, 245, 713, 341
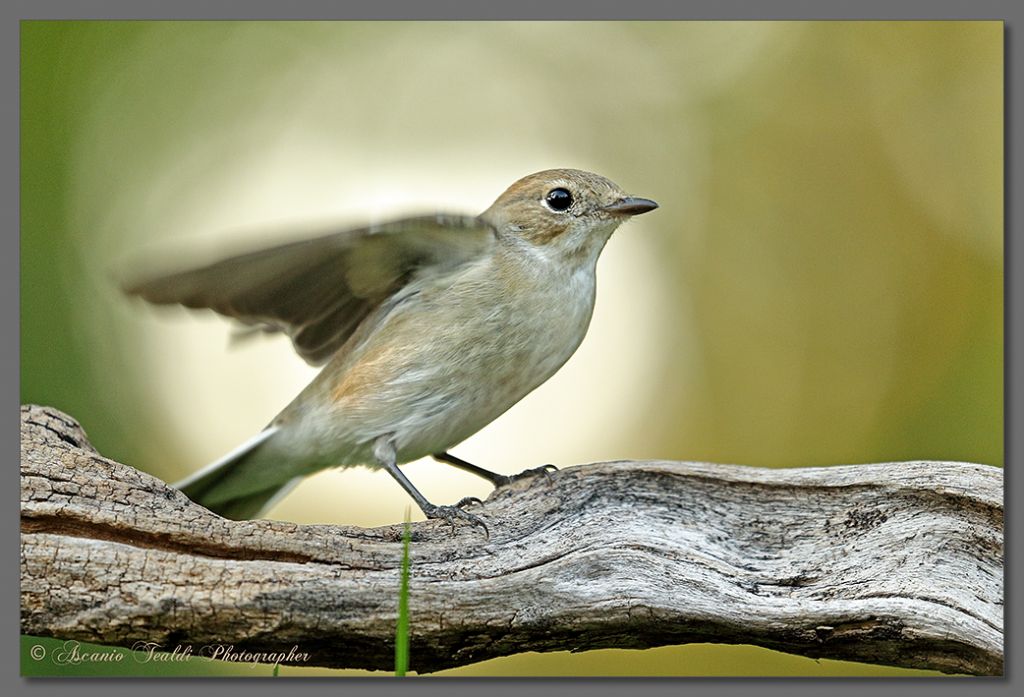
172, 427, 300, 520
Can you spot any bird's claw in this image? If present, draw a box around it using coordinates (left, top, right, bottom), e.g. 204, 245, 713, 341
497, 463, 559, 486
423, 503, 489, 539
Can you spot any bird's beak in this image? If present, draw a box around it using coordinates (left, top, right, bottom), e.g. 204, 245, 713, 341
601, 197, 659, 216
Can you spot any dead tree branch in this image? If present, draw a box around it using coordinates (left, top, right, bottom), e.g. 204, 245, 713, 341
20, 405, 1003, 675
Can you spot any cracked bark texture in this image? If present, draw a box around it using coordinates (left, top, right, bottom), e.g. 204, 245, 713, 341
20, 404, 1003, 675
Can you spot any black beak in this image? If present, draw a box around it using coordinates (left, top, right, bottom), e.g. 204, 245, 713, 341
602, 196, 659, 216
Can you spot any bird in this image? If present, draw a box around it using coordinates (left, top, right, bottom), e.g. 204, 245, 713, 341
123, 168, 658, 533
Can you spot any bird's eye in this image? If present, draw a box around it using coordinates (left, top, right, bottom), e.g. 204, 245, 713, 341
545, 188, 573, 212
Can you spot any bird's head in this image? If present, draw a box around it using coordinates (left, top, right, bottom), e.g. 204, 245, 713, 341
480, 168, 658, 263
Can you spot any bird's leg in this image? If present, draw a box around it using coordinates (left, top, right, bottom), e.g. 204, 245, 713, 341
432, 451, 509, 486
373, 437, 488, 537
432, 451, 558, 488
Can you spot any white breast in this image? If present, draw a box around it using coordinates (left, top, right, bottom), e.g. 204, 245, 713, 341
388, 248, 599, 460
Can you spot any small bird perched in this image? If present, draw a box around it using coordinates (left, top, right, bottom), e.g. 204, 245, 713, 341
123, 169, 658, 532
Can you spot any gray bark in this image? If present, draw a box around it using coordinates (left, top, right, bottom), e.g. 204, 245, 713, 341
20, 404, 1003, 675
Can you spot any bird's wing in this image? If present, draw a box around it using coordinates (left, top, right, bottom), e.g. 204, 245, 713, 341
122, 214, 496, 366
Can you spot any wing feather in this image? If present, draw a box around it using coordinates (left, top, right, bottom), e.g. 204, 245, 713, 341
123, 214, 495, 365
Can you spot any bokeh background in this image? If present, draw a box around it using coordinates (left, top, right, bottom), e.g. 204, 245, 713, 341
21, 21, 1002, 677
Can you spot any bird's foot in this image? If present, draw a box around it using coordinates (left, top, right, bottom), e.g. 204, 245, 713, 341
423, 501, 489, 538
495, 463, 559, 487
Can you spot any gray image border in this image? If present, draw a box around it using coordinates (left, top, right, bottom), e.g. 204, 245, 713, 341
3, 1, 1018, 696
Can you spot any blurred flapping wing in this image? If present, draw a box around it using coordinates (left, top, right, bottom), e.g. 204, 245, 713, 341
123, 214, 496, 365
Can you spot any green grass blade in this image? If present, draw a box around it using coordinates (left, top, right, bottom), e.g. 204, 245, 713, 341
395, 507, 412, 677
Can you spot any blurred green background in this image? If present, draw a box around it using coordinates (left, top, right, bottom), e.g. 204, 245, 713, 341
21, 21, 1002, 677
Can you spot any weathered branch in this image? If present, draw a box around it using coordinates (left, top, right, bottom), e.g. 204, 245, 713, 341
20, 404, 1002, 675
